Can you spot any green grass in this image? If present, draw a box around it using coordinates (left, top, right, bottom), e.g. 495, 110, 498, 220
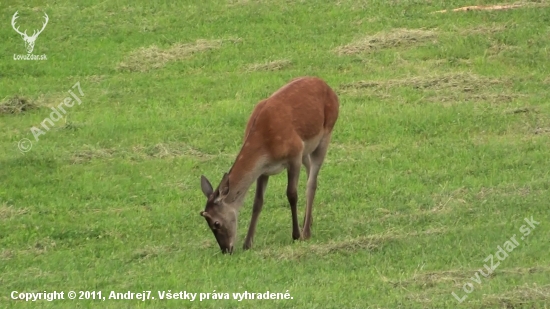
1, 0, 550, 308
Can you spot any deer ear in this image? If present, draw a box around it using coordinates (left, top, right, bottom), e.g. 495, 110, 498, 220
201, 175, 213, 198
218, 173, 230, 196
200, 211, 213, 220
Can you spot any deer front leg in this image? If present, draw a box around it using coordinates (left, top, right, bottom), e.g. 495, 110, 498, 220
243, 174, 269, 250
287, 158, 302, 241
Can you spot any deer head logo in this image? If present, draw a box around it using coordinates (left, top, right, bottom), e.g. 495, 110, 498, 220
11, 11, 49, 54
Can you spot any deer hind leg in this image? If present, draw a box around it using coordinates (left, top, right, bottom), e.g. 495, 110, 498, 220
287, 155, 303, 241
243, 174, 269, 250
302, 155, 311, 181
301, 154, 311, 228
302, 133, 332, 240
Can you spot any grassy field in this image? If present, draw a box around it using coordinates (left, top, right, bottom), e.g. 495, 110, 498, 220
1, 0, 550, 308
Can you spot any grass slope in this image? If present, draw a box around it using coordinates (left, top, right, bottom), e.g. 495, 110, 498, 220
1, 0, 549, 308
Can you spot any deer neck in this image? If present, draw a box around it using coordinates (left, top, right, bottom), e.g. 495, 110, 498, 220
223, 144, 266, 210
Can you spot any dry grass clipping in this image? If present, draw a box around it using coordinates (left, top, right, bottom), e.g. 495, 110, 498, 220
476, 185, 536, 200
85, 75, 106, 84
137, 143, 212, 159
396, 266, 550, 289
393, 270, 470, 288
0, 96, 38, 115
131, 245, 170, 261
338, 72, 515, 103
71, 145, 116, 163
459, 24, 509, 35
14, 238, 58, 257
0, 249, 14, 260
334, 28, 437, 55
435, 4, 523, 13
483, 283, 550, 307
431, 187, 468, 209
376, 195, 465, 221
71, 143, 214, 164
434, 2, 549, 13
227, 0, 256, 6
534, 127, 550, 134
259, 228, 446, 260
246, 59, 291, 72
340, 72, 504, 93
487, 41, 521, 57
0, 203, 29, 220
117, 38, 242, 72
259, 236, 381, 261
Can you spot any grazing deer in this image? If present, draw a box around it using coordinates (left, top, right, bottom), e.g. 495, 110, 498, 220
199, 76, 339, 254
11, 11, 49, 54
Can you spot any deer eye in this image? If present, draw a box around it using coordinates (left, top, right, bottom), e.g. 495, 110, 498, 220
213, 221, 221, 229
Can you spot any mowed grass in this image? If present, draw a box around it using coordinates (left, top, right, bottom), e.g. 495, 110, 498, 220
1, 0, 550, 308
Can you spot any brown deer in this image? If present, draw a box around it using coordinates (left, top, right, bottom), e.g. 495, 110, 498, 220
199, 77, 339, 254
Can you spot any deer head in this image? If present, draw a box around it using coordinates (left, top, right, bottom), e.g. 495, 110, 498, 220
11, 11, 49, 54
199, 173, 238, 254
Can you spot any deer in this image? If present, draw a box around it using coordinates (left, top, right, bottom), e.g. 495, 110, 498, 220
199, 76, 339, 254
11, 11, 49, 54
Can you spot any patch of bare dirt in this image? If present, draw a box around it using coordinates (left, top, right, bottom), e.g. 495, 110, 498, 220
117, 38, 242, 72
334, 28, 437, 55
